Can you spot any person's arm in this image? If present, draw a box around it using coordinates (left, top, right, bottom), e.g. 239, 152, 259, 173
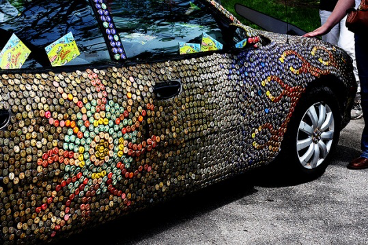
304, 0, 355, 37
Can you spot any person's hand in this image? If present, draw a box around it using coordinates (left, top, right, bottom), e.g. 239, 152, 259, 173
303, 25, 330, 38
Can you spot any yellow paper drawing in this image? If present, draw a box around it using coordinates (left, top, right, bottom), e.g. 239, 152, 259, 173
179, 42, 201, 55
45, 32, 80, 67
201, 33, 223, 52
0, 34, 31, 69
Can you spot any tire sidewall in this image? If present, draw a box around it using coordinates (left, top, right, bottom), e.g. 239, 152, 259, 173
281, 86, 341, 177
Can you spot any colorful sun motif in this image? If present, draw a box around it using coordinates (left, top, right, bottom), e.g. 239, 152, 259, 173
35, 70, 159, 237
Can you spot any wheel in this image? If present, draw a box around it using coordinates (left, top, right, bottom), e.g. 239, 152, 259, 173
279, 86, 341, 178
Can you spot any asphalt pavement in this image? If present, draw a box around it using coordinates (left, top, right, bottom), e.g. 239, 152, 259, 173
56, 118, 368, 245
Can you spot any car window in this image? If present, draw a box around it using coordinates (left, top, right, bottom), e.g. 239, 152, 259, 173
0, 0, 110, 69
108, 0, 226, 60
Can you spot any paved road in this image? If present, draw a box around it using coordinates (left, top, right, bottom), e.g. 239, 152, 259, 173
57, 119, 368, 245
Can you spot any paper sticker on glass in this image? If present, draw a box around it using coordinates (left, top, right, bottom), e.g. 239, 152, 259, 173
45, 32, 80, 67
0, 33, 31, 69
179, 42, 201, 54
201, 33, 223, 52
235, 39, 248, 48
185, 1, 201, 15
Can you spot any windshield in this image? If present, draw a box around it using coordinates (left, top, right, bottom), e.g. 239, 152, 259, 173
107, 0, 227, 60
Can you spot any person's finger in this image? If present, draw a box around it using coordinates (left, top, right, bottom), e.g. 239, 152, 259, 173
303, 31, 319, 37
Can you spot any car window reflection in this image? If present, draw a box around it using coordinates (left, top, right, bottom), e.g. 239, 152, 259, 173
108, 0, 224, 60
0, 0, 110, 69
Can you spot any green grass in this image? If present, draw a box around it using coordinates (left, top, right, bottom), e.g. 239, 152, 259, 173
221, 0, 320, 32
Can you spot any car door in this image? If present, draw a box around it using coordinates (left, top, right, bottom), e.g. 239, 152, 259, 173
0, 0, 115, 242
107, 0, 255, 196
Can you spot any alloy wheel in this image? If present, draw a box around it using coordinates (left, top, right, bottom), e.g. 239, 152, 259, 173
296, 102, 335, 169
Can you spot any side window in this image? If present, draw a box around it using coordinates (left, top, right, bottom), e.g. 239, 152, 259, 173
108, 0, 225, 60
0, 0, 110, 69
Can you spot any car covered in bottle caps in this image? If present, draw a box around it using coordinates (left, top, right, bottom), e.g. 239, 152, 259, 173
0, 0, 356, 243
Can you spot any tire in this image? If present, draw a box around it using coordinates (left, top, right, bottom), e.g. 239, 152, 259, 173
279, 86, 341, 178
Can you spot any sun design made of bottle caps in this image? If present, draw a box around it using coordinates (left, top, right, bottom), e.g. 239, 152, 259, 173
36, 69, 159, 237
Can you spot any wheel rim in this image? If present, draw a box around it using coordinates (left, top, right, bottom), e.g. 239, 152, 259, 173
296, 102, 335, 169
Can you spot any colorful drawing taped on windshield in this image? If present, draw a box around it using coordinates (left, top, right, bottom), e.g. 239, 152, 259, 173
185, 1, 200, 15
179, 42, 200, 54
0, 34, 31, 69
45, 32, 80, 67
235, 39, 248, 48
201, 33, 223, 52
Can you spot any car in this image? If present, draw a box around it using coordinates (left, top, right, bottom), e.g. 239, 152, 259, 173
0, 0, 356, 243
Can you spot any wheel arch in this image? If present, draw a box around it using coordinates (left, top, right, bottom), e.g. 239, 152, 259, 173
303, 74, 355, 128
275, 81, 343, 178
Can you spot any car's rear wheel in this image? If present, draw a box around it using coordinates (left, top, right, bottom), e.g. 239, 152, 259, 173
279, 86, 341, 178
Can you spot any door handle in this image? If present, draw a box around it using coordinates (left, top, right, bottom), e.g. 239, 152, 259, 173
153, 80, 182, 100
0, 109, 10, 129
